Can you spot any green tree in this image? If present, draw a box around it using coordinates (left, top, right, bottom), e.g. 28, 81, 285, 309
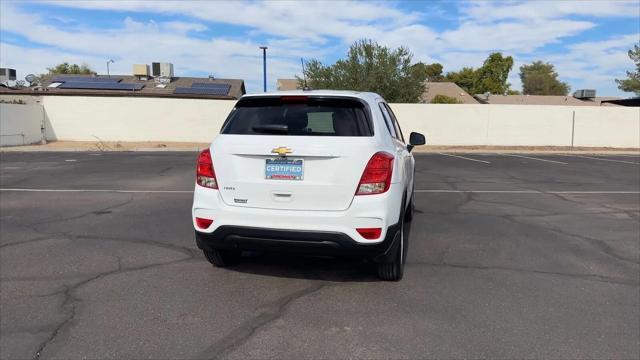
519, 61, 570, 95
444, 67, 476, 94
430, 94, 461, 104
46, 62, 95, 75
615, 44, 640, 96
301, 39, 425, 103
472, 52, 514, 95
411, 62, 444, 82
444, 53, 514, 95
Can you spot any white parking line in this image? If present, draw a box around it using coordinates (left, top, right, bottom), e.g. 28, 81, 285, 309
415, 190, 640, 194
500, 153, 568, 164
567, 155, 639, 165
437, 153, 491, 164
613, 154, 640, 157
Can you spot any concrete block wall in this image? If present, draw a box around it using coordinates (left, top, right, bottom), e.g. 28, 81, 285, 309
390, 103, 639, 148
0, 103, 44, 146
42, 96, 234, 143
571, 107, 640, 148
1, 95, 636, 148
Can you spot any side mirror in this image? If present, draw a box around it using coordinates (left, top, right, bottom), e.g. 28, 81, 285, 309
407, 132, 426, 152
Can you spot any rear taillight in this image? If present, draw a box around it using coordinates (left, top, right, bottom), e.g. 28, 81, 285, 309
196, 148, 218, 189
357, 227, 382, 240
356, 152, 394, 195
195, 217, 213, 229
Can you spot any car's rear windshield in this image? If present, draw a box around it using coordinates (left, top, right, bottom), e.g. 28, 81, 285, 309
221, 96, 373, 136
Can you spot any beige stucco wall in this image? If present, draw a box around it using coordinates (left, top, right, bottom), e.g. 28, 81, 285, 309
0, 103, 44, 146
390, 104, 490, 145
41, 96, 234, 143
572, 107, 640, 148
17, 95, 638, 148
485, 105, 574, 146
390, 103, 639, 147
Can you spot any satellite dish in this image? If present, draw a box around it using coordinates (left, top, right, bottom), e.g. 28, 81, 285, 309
25, 74, 36, 84
16, 80, 26, 87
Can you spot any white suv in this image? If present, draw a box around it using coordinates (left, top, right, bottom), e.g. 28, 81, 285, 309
192, 90, 425, 281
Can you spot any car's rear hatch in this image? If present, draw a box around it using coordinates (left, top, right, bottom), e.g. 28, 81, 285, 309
212, 95, 377, 211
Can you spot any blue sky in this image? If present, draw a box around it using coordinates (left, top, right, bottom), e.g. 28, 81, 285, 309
1, 0, 638, 96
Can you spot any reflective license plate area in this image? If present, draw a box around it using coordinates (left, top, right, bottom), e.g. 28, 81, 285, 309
265, 158, 304, 180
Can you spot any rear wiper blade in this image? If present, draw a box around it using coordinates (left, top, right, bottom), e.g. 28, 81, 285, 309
252, 124, 289, 134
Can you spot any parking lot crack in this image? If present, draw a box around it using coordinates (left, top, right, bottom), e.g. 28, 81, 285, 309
195, 282, 327, 360
31, 255, 194, 359
550, 192, 640, 221
38, 194, 135, 226
0, 233, 67, 249
77, 234, 199, 258
412, 261, 639, 286
503, 214, 640, 265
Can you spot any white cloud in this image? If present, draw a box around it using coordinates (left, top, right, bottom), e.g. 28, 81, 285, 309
543, 34, 639, 95
0, 43, 106, 77
1, 1, 637, 95
162, 21, 208, 33
41, 0, 420, 43
0, 3, 302, 91
463, 0, 639, 22
440, 19, 594, 52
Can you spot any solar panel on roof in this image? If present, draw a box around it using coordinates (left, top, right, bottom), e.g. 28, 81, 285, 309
191, 83, 232, 90
57, 82, 144, 90
51, 76, 122, 83
174, 86, 230, 96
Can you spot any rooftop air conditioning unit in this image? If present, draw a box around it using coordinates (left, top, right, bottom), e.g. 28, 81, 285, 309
0, 68, 17, 83
151, 62, 174, 78
573, 89, 596, 99
133, 64, 150, 77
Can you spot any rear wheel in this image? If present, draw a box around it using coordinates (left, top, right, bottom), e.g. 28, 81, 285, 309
405, 190, 415, 222
203, 249, 241, 267
377, 202, 406, 281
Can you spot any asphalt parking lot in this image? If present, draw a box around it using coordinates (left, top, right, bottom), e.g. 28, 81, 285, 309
1, 151, 638, 359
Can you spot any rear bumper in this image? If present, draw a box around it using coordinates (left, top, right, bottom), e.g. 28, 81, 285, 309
192, 182, 405, 244
195, 223, 400, 261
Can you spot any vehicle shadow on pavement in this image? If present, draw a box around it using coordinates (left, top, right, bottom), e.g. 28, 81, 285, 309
226, 253, 381, 282
220, 220, 413, 282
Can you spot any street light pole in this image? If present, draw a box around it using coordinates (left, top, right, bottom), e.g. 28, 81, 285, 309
259, 46, 268, 92
106, 59, 114, 78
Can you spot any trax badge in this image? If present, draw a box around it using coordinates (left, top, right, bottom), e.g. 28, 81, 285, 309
271, 146, 292, 157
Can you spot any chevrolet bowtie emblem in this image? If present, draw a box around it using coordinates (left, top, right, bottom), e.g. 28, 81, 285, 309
271, 146, 292, 157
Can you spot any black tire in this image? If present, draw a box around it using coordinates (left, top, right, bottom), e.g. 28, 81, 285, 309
377, 201, 406, 281
202, 249, 241, 267
405, 190, 415, 222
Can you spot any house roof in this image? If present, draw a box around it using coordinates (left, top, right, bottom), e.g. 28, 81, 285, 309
0, 74, 245, 100
276, 78, 301, 91
581, 97, 626, 106
600, 97, 640, 107
274, 80, 479, 104
475, 94, 622, 106
422, 82, 479, 104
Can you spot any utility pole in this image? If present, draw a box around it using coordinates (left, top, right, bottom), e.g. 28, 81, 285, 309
259, 46, 268, 92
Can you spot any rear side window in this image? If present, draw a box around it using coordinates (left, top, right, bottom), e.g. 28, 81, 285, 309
384, 103, 404, 142
378, 103, 397, 139
221, 97, 373, 136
